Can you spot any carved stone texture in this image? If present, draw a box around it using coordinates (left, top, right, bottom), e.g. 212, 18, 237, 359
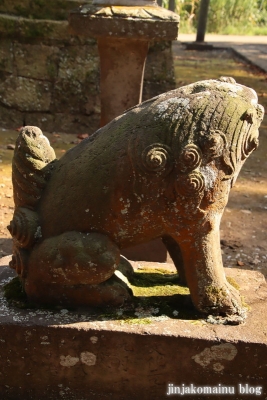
8, 78, 264, 321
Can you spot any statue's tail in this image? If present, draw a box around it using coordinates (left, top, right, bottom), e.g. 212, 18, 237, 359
12, 126, 56, 209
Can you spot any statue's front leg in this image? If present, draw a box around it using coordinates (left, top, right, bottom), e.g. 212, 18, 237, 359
175, 217, 245, 318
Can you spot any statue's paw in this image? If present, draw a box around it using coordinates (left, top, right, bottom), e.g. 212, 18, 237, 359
198, 281, 246, 322
92, 274, 133, 307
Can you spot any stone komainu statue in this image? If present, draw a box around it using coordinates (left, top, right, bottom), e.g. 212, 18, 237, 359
8, 77, 264, 319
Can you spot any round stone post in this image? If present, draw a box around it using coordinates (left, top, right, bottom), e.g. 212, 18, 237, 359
69, 0, 179, 126
97, 37, 149, 126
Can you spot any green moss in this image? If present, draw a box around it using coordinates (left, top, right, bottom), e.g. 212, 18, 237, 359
0, 0, 85, 20
241, 296, 251, 311
205, 284, 227, 296
121, 318, 152, 325
115, 269, 198, 321
130, 269, 189, 297
23, 21, 53, 39
0, 17, 17, 36
226, 276, 240, 290
0, 14, 68, 41
2, 268, 199, 320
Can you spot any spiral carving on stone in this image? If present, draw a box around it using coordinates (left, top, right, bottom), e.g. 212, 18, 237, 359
7, 208, 40, 249
175, 171, 205, 197
141, 144, 174, 176
9, 248, 28, 277
199, 130, 226, 161
177, 144, 202, 173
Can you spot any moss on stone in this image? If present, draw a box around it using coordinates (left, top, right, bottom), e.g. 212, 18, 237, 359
205, 284, 227, 296
226, 276, 240, 290
0, 0, 87, 21
0, 17, 17, 37
121, 318, 152, 325
0, 15, 68, 41
2, 268, 196, 319
130, 269, 189, 297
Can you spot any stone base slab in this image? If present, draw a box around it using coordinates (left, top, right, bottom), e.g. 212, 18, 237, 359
0, 256, 266, 400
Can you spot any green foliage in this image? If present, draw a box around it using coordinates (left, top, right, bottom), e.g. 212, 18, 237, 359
161, 0, 267, 35
207, 0, 262, 34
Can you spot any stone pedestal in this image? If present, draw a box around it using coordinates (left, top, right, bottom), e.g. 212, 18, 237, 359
68, 1, 179, 124
0, 256, 266, 400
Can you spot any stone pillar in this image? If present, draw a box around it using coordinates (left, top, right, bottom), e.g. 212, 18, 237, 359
98, 38, 149, 126
69, 0, 179, 126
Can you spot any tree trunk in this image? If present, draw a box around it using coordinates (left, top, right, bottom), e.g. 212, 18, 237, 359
196, 0, 210, 42
168, 0, 176, 12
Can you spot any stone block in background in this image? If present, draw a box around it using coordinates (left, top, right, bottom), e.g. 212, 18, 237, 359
0, 4, 176, 133
0, 76, 52, 111
13, 43, 60, 80
0, 0, 88, 21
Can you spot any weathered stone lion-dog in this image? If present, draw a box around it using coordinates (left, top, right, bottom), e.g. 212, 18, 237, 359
8, 77, 264, 320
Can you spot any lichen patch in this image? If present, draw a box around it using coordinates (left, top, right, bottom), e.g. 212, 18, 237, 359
59, 355, 79, 367
192, 343, 238, 368
80, 352, 96, 366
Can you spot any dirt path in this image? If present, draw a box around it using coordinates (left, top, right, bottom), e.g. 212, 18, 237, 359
0, 45, 267, 279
